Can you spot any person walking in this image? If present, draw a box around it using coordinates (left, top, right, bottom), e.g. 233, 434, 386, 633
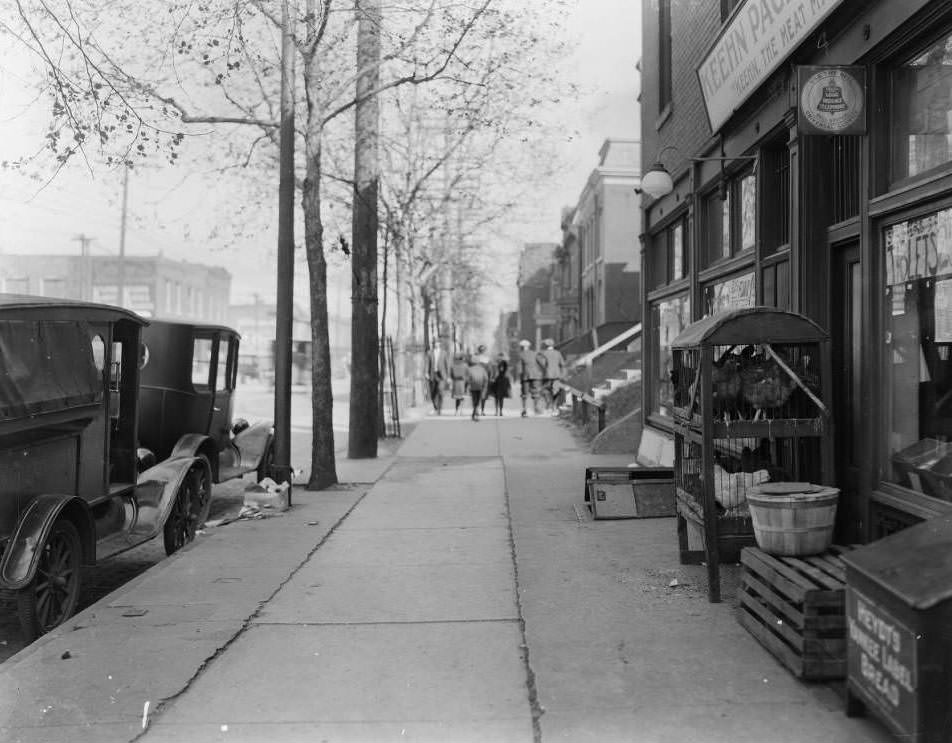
466, 353, 489, 421
449, 352, 469, 416
539, 338, 567, 414
472, 344, 492, 415
516, 339, 544, 417
489, 353, 512, 416
425, 339, 450, 415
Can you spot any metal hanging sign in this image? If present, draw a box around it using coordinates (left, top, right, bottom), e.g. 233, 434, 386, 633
797, 65, 867, 135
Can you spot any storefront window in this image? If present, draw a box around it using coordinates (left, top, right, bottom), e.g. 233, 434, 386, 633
882, 207, 952, 502
891, 31, 952, 184
647, 218, 687, 290
652, 293, 691, 417
701, 169, 756, 265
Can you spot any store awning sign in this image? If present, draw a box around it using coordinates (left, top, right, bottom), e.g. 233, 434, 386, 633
697, 0, 845, 133
797, 66, 866, 134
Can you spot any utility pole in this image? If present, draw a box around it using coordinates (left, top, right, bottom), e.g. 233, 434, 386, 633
73, 233, 93, 301
272, 0, 295, 496
118, 166, 129, 307
348, 0, 382, 458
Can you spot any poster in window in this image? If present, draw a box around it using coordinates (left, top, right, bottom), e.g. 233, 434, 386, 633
707, 272, 755, 316
935, 278, 952, 342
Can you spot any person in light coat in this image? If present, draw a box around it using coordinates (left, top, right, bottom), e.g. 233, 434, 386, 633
425, 339, 451, 415
538, 338, 567, 413
516, 339, 544, 417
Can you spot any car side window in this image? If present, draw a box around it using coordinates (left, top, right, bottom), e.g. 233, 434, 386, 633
217, 337, 232, 392
192, 337, 213, 388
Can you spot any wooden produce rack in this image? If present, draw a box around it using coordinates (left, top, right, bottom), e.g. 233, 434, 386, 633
739, 545, 852, 680
670, 307, 834, 602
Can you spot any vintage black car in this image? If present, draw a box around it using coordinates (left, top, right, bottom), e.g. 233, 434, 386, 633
0, 296, 213, 639
138, 319, 274, 486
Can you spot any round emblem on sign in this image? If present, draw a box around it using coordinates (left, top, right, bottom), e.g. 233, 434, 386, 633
800, 69, 864, 132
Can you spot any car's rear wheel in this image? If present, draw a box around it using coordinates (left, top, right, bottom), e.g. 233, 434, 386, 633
17, 519, 83, 641
163, 457, 211, 556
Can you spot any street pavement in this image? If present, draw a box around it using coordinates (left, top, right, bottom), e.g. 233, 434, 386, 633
0, 408, 895, 743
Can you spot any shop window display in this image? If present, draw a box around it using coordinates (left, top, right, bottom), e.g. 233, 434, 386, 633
883, 207, 952, 501
652, 293, 690, 417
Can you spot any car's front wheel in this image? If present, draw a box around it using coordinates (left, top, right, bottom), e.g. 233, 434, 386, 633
163, 457, 211, 556
17, 519, 83, 641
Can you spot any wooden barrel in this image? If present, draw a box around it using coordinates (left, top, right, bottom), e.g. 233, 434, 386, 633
746, 483, 839, 556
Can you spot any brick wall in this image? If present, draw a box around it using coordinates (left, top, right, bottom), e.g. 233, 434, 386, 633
641, 0, 721, 183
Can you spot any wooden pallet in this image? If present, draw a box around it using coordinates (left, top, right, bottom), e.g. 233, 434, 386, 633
738, 545, 852, 680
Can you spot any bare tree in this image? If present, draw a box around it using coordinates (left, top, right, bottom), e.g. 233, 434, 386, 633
3, 0, 573, 482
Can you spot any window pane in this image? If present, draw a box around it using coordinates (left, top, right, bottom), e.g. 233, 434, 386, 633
741, 175, 756, 251
721, 190, 731, 258
653, 294, 691, 417
217, 338, 231, 391
672, 222, 684, 279
702, 192, 722, 266
192, 338, 213, 387
882, 209, 952, 501
891, 31, 952, 182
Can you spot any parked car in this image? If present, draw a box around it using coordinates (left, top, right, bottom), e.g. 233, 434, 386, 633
0, 295, 212, 639
138, 319, 274, 486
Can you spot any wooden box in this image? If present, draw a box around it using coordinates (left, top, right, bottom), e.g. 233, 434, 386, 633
583, 466, 675, 520
738, 545, 851, 680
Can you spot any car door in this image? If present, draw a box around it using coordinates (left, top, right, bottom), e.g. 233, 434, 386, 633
191, 333, 217, 436
207, 332, 236, 451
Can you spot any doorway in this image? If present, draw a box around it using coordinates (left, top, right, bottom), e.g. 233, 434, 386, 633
831, 240, 861, 542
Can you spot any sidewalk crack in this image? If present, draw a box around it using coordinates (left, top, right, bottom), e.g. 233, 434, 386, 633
130, 488, 372, 740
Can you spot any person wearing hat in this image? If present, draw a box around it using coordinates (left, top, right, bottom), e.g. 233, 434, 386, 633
538, 338, 567, 414
489, 352, 512, 416
516, 339, 545, 417
449, 351, 469, 415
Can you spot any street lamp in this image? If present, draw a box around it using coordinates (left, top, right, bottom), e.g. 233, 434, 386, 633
640, 162, 675, 199
638, 145, 758, 199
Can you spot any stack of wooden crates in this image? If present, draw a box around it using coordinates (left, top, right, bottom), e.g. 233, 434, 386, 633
738, 545, 852, 680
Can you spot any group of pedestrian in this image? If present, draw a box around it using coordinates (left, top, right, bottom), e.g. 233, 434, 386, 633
425, 337, 566, 420
516, 337, 566, 417
425, 341, 512, 421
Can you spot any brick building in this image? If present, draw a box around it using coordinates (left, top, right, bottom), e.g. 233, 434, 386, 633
640, 0, 952, 547
0, 253, 231, 323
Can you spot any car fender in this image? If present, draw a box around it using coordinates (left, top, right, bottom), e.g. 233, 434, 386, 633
0, 495, 96, 590
129, 455, 211, 542
232, 420, 273, 470
169, 432, 215, 462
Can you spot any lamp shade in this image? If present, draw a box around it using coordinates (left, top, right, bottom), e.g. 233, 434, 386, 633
640, 163, 674, 199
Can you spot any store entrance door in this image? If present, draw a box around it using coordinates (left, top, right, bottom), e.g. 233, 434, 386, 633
832, 240, 862, 541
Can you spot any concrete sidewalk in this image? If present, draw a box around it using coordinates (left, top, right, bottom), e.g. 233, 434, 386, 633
0, 411, 893, 742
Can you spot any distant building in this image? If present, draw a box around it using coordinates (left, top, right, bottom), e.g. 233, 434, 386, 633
229, 299, 318, 384
0, 253, 230, 323
515, 242, 558, 349
535, 139, 643, 359
575, 138, 642, 337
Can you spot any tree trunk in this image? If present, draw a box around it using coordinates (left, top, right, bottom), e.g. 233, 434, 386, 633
348, 0, 382, 458
272, 0, 296, 493
302, 42, 338, 490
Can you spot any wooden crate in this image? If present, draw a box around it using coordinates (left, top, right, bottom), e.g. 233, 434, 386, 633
738, 545, 852, 680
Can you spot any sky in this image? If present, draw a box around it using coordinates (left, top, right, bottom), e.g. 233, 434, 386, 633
0, 0, 641, 328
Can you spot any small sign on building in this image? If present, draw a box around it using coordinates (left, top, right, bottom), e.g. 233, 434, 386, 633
797, 65, 866, 135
